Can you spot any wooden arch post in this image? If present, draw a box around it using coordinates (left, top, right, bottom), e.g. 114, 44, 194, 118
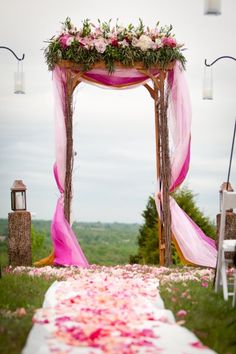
143, 67, 172, 267
63, 67, 82, 224
59, 60, 173, 266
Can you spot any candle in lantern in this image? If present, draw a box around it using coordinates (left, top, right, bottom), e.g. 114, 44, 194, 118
204, 0, 221, 15
203, 64, 213, 100
203, 87, 213, 100
15, 192, 23, 210
14, 71, 25, 94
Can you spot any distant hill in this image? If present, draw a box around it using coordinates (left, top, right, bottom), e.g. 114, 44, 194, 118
0, 219, 139, 266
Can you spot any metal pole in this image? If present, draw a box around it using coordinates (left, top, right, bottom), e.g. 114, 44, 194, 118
226, 118, 236, 190
204, 56, 236, 190
205, 56, 236, 67
0, 46, 25, 61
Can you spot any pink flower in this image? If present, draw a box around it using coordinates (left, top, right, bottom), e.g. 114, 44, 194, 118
190, 341, 208, 349
176, 309, 187, 317
94, 27, 103, 37
76, 36, 94, 50
59, 34, 74, 49
110, 38, 119, 47
15, 307, 26, 317
94, 38, 108, 53
201, 281, 208, 288
162, 37, 177, 48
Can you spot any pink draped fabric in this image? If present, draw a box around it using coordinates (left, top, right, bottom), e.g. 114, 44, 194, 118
170, 197, 216, 267
168, 64, 192, 192
51, 61, 217, 268
51, 198, 89, 267
82, 68, 159, 88
156, 62, 217, 267
53, 67, 67, 189
52, 67, 89, 267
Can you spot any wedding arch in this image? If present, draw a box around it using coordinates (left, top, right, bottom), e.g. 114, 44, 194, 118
35, 18, 217, 268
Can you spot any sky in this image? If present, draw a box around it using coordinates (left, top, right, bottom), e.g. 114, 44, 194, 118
0, 0, 236, 223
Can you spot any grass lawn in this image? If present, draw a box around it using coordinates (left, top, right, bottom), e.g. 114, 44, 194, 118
160, 280, 236, 354
0, 273, 54, 354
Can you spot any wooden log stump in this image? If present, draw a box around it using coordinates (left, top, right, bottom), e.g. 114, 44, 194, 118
8, 211, 32, 267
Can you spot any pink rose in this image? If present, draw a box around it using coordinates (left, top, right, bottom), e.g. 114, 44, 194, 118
59, 34, 73, 49
109, 37, 119, 47
162, 37, 177, 48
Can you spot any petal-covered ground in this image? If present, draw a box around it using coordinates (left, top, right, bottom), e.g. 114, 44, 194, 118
12, 265, 216, 354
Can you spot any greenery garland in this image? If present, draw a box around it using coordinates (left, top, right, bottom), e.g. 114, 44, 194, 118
44, 18, 186, 72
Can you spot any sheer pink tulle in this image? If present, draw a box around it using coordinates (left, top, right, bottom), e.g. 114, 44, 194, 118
51, 198, 89, 267
82, 68, 159, 87
52, 68, 89, 267
51, 62, 217, 268
170, 197, 216, 267
162, 63, 216, 267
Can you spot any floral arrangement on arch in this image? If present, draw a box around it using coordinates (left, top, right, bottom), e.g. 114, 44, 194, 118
45, 18, 186, 72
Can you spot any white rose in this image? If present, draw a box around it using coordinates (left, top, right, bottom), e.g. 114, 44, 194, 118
155, 38, 163, 48
134, 35, 154, 51
119, 39, 129, 48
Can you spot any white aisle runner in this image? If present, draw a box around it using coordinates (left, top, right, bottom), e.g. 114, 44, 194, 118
22, 266, 216, 354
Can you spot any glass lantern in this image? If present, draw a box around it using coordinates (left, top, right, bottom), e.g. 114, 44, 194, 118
14, 61, 25, 94
11, 180, 27, 211
203, 65, 213, 100
204, 0, 221, 15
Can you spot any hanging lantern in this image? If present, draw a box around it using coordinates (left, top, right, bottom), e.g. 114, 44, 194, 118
11, 180, 27, 211
204, 0, 221, 15
203, 65, 213, 99
14, 61, 25, 94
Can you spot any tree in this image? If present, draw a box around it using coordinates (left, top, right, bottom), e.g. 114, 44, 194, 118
130, 186, 216, 265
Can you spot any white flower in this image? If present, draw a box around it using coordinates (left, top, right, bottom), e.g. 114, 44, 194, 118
155, 38, 163, 48
132, 37, 138, 46
117, 26, 125, 34
66, 37, 74, 46
133, 34, 154, 51
119, 39, 129, 48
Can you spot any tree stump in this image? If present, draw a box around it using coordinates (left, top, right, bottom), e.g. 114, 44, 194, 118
8, 211, 32, 266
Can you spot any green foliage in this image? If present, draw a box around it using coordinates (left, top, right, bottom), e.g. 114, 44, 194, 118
173, 186, 216, 238
30, 224, 53, 263
0, 219, 7, 236
31, 226, 45, 257
0, 220, 139, 267
72, 222, 139, 265
130, 186, 216, 265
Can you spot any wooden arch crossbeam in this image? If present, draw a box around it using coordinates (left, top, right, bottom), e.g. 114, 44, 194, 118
58, 59, 175, 266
